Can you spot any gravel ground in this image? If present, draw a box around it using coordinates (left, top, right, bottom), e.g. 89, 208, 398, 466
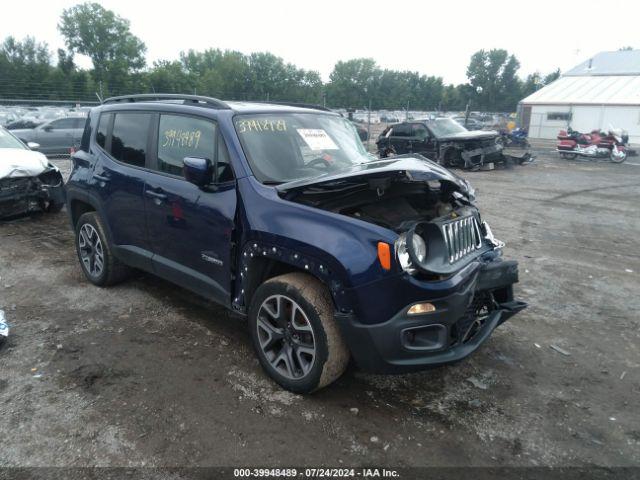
0, 152, 638, 470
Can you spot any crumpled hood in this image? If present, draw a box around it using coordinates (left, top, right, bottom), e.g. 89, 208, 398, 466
0, 148, 50, 179
275, 155, 474, 197
437, 130, 498, 141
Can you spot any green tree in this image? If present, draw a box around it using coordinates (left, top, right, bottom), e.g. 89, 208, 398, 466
58, 2, 146, 88
327, 58, 379, 108
466, 49, 522, 111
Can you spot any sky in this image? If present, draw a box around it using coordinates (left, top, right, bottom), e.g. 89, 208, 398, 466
2, 0, 638, 84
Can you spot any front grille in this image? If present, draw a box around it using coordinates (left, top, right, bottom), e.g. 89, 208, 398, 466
441, 216, 482, 263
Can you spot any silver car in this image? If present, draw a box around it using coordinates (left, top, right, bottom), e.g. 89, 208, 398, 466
11, 117, 85, 156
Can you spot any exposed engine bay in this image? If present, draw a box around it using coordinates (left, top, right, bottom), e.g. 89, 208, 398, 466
277, 156, 505, 276
285, 179, 464, 232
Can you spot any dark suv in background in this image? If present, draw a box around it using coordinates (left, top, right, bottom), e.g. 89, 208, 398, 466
377, 117, 532, 170
66, 94, 525, 393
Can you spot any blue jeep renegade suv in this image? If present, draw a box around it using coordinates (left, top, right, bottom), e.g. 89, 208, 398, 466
66, 94, 526, 393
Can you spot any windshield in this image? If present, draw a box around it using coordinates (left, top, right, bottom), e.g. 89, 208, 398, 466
0, 128, 27, 150
427, 118, 468, 137
234, 113, 375, 183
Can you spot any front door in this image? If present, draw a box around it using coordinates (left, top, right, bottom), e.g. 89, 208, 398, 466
409, 123, 437, 159
144, 113, 237, 305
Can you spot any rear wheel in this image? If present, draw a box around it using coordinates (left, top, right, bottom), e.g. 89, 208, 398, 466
562, 152, 577, 160
248, 273, 349, 393
75, 212, 131, 286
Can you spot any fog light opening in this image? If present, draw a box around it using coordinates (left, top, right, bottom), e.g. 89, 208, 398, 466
407, 303, 436, 315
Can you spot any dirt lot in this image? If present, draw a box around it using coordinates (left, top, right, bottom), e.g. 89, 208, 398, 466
0, 151, 639, 469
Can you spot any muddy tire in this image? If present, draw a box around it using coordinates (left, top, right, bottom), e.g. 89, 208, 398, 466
75, 212, 131, 287
248, 272, 349, 394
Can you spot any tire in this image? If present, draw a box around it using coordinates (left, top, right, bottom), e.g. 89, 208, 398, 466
40, 200, 64, 213
248, 272, 349, 394
75, 212, 131, 286
610, 150, 627, 163
563, 152, 577, 160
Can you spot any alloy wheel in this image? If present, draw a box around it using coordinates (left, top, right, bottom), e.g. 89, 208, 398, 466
78, 223, 104, 278
256, 294, 316, 380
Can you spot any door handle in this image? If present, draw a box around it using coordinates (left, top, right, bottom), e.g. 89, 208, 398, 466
145, 190, 167, 201
93, 173, 109, 183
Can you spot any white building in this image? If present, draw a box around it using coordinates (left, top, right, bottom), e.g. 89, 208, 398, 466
519, 50, 640, 142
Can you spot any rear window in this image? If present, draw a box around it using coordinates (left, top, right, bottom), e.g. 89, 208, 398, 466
111, 113, 151, 167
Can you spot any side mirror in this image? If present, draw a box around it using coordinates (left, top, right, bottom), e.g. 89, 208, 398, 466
183, 156, 214, 187
43, 125, 53, 132
27, 142, 40, 150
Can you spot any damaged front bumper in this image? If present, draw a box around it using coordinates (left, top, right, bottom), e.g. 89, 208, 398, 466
446, 141, 534, 169
0, 167, 65, 218
337, 255, 526, 374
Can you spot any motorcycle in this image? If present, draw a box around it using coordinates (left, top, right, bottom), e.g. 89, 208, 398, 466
557, 127, 627, 163
496, 127, 530, 149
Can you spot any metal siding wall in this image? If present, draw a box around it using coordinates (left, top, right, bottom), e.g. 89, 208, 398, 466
528, 105, 572, 139
600, 107, 640, 143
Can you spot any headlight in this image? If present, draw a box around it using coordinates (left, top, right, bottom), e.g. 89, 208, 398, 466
395, 230, 428, 274
411, 233, 427, 263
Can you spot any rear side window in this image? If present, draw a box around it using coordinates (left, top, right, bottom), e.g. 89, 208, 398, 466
157, 114, 216, 176
391, 124, 411, 137
96, 113, 111, 149
111, 113, 151, 167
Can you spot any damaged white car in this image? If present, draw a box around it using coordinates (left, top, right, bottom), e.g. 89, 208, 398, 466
0, 126, 65, 219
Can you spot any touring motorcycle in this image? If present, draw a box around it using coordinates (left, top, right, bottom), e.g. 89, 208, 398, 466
557, 127, 628, 163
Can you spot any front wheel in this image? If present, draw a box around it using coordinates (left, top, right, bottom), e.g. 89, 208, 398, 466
561, 152, 577, 160
248, 273, 349, 394
40, 199, 64, 213
610, 150, 627, 163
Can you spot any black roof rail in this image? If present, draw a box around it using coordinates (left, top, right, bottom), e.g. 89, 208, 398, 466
102, 93, 231, 110
260, 101, 332, 112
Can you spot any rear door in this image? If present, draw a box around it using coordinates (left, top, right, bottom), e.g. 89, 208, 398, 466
91, 111, 154, 270
144, 113, 237, 305
389, 123, 412, 153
